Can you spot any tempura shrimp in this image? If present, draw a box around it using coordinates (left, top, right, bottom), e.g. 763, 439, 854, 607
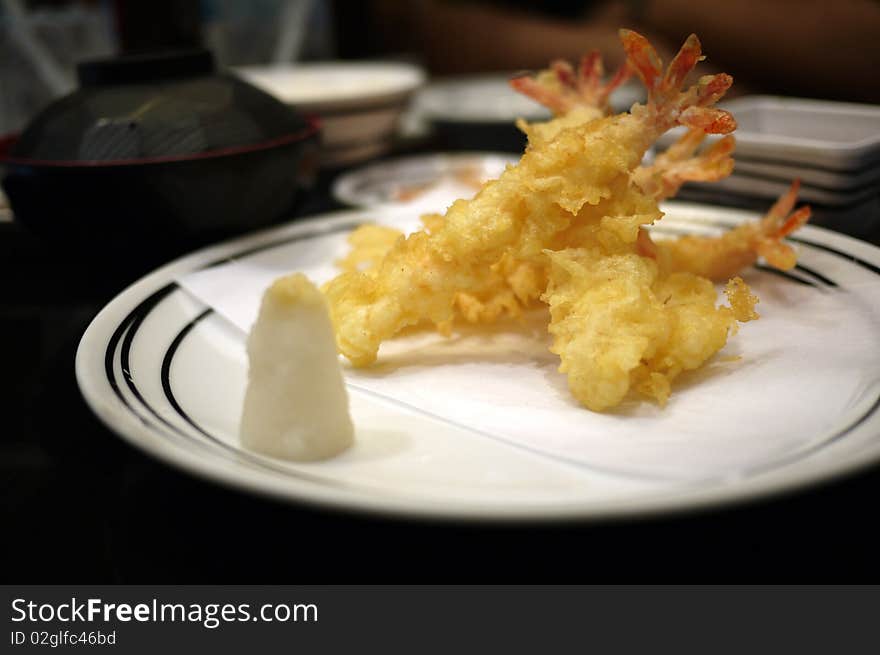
639, 180, 812, 281
323, 29, 810, 411
323, 29, 735, 368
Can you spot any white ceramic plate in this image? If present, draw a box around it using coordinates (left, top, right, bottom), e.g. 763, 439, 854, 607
332, 152, 518, 209
76, 204, 880, 521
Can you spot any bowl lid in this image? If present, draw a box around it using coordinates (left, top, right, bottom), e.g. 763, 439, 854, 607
10, 50, 314, 165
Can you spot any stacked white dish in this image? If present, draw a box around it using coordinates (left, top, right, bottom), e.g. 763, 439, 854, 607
235, 62, 426, 167
659, 96, 880, 237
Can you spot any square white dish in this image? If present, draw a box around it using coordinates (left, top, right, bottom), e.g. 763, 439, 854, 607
732, 157, 880, 191
660, 96, 880, 171
707, 171, 878, 207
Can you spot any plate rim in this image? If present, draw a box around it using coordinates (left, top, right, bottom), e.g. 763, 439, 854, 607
75, 203, 880, 522
331, 151, 520, 208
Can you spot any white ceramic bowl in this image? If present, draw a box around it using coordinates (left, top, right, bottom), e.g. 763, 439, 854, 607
235, 62, 426, 167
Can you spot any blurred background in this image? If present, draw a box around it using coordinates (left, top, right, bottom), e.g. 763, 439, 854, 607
4, 0, 879, 229
3, 0, 880, 135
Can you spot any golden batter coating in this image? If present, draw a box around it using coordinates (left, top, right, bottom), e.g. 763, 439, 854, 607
322, 29, 809, 410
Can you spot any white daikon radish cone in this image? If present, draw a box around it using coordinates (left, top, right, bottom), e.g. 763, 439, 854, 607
240, 273, 354, 461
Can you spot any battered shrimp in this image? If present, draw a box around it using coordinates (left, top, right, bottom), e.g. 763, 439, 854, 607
536, 32, 752, 411
641, 180, 812, 280
338, 51, 737, 329
338, 220, 531, 330
323, 29, 735, 369
323, 29, 809, 411
542, 249, 758, 410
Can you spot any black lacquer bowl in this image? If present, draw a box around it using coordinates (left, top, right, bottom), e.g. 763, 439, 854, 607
1, 50, 320, 263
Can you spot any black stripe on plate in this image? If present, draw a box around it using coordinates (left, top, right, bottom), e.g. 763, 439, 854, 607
117, 284, 231, 444
104, 283, 179, 416
160, 308, 214, 440
752, 263, 815, 287
794, 263, 838, 288
104, 283, 240, 464
788, 235, 880, 277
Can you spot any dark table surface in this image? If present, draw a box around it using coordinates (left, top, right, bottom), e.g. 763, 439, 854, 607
4, 135, 880, 583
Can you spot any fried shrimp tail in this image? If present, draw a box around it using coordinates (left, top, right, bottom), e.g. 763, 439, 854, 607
644, 180, 812, 281
620, 30, 736, 135
510, 50, 632, 144
633, 129, 736, 201
753, 179, 813, 269
510, 50, 631, 116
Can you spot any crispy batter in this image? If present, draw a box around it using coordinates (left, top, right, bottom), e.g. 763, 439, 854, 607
542, 249, 757, 410
323, 29, 809, 410
335, 224, 404, 273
